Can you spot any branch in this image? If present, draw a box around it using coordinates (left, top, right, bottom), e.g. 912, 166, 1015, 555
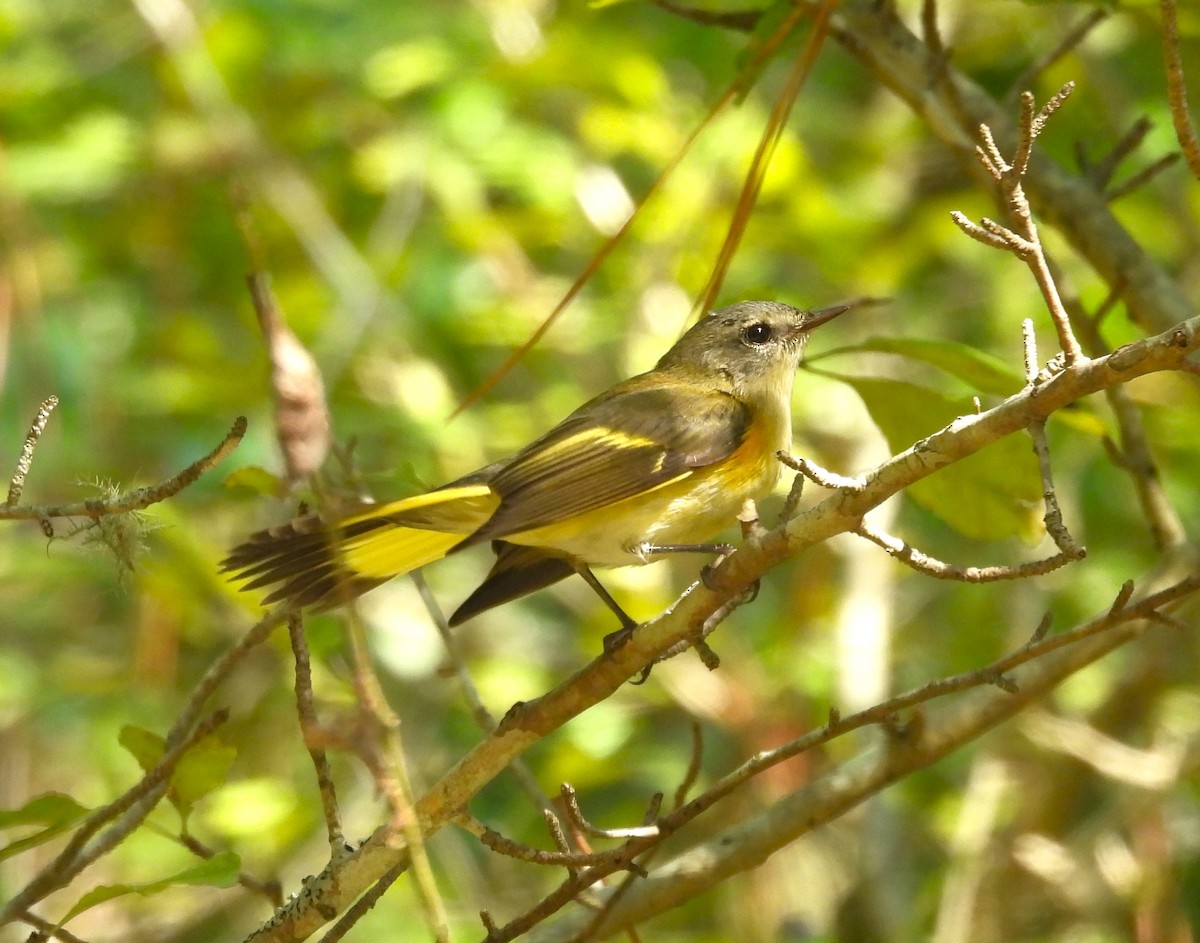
829, 0, 1196, 334
0, 710, 231, 923
245, 312, 1200, 943
954, 85, 1086, 365
0, 416, 247, 522
523, 574, 1200, 941
287, 613, 344, 854
6, 395, 58, 508
854, 520, 1079, 582
1161, 0, 1200, 181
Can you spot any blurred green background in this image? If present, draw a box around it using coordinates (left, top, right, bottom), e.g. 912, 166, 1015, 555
2, 0, 1199, 940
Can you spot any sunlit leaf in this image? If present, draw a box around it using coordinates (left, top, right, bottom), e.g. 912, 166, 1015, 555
223, 465, 286, 497
59, 852, 241, 924
820, 337, 1024, 396
0, 793, 91, 862
118, 727, 235, 825
172, 738, 237, 825
119, 725, 165, 773
838, 375, 1042, 541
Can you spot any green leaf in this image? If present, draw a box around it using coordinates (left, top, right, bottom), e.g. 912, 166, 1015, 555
171, 737, 237, 824
119, 726, 236, 825
119, 725, 165, 773
0, 792, 89, 829
840, 376, 1042, 541
818, 337, 1024, 397
59, 851, 241, 924
223, 465, 286, 497
0, 793, 91, 862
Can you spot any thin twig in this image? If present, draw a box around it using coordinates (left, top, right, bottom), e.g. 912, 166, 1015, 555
6, 395, 58, 507
1161, 0, 1200, 181
560, 784, 660, 841
1008, 8, 1108, 105
287, 613, 344, 853
1106, 152, 1181, 202
0, 416, 247, 521
341, 605, 449, 942
648, 0, 759, 30
673, 722, 704, 809
855, 520, 1079, 583
1066, 288, 1187, 550
777, 451, 865, 491
10, 910, 89, 943
412, 571, 558, 814
1028, 419, 1084, 557
1083, 116, 1152, 190
316, 861, 408, 943
178, 832, 283, 904
956, 85, 1086, 365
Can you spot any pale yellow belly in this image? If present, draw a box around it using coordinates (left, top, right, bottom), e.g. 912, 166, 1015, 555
508, 436, 783, 567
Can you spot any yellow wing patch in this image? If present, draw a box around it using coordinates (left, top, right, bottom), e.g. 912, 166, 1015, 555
344, 483, 498, 532
340, 527, 469, 579
339, 484, 501, 578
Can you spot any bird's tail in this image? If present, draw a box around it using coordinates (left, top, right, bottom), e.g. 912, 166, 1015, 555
222, 484, 498, 610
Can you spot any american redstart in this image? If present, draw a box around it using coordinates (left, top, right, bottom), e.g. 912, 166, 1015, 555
223, 300, 847, 634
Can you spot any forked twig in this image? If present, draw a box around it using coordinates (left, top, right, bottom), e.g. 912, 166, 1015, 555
953, 85, 1085, 365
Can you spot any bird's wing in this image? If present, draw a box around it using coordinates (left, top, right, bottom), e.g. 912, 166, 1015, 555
468, 382, 750, 543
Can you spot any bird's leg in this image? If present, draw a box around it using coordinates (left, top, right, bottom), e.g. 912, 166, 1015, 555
641, 542, 735, 557
572, 564, 639, 650
643, 542, 750, 595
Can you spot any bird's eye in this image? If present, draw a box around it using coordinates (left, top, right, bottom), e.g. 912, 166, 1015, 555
743, 322, 773, 346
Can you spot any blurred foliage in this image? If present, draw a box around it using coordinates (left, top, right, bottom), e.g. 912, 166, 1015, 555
1, 0, 1199, 941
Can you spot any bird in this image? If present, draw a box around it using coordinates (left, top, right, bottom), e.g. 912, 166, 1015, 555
222, 300, 847, 637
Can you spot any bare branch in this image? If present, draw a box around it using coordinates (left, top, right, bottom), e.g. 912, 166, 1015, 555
1161, 0, 1200, 181
523, 575, 1200, 940
1105, 152, 1181, 201
777, 451, 866, 492
246, 313, 1200, 942
560, 784, 660, 841
287, 613, 344, 854
951, 210, 1018, 251
1067, 289, 1188, 550
1028, 419, 1084, 557
1082, 116, 1152, 189
957, 88, 1085, 364
0, 416, 247, 522
6, 395, 58, 508
855, 520, 1080, 582
1008, 9, 1109, 103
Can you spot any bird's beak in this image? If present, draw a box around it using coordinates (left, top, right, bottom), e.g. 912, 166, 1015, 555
803, 303, 850, 331
803, 296, 884, 332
